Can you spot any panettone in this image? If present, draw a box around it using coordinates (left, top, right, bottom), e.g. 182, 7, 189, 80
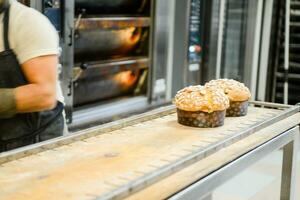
174, 85, 229, 128
205, 79, 251, 117
205, 79, 251, 101
174, 85, 229, 113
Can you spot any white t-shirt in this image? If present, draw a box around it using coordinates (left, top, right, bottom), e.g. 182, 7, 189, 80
0, 0, 64, 103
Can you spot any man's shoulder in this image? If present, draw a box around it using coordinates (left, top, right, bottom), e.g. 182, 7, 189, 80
10, 0, 57, 38
11, 1, 47, 24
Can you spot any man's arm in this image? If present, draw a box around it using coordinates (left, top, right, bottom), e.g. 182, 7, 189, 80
14, 55, 58, 113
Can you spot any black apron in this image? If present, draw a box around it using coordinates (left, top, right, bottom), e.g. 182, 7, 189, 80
0, 6, 64, 152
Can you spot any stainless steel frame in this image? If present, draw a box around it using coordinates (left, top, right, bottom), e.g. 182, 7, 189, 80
257, 0, 274, 102
281, 129, 299, 200
284, 0, 290, 104
167, 0, 207, 96
151, 0, 177, 103
243, 0, 263, 99
215, 0, 226, 79
165, 0, 176, 101
170, 0, 191, 97
61, 0, 75, 123
169, 126, 299, 200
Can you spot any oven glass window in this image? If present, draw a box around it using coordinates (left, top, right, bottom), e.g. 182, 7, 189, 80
221, 0, 249, 82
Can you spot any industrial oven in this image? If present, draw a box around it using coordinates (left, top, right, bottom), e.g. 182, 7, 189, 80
22, 0, 206, 130
20, 0, 290, 130
24, 0, 165, 129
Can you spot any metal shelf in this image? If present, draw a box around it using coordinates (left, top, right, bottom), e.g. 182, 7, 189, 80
291, 10, 300, 16
280, 43, 300, 48
276, 81, 300, 89
290, 22, 300, 26
73, 57, 149, 80
279, 54, 300, 61
291, 1, 300, 7
276, 72, 300, 80
278, 63, 300, 74
76, 17, 151, 29
276, 93, 300, 103
271, 0, 300, 104
286, 61, 300, 67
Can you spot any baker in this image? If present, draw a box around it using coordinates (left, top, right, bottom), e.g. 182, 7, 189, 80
0, 0, 65, 152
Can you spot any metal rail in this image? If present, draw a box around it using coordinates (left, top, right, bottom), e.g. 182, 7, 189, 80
72, 57, 149, 82
169, 126, 299, 200
77, 17, 151, 29
75, 57, 149, 72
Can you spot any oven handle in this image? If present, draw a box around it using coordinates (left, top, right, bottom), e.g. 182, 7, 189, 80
72, 62, 89, 82
74, 8, 86, 39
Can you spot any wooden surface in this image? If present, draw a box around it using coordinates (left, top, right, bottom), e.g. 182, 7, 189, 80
126, 113, 300, 200
0, 107, 293, 200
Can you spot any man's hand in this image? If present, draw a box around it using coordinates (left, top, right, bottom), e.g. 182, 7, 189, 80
14, 55, 58, 113
0, 89, 16, 118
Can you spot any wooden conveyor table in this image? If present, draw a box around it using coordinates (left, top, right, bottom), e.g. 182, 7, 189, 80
0, 102, 299, 200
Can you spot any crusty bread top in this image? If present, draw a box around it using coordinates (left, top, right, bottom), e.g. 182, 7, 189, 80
174, 85, 229, 113
205, 79, 251, 101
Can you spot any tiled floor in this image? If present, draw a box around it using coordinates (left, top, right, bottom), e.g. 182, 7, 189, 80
212, 145, 300, 200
